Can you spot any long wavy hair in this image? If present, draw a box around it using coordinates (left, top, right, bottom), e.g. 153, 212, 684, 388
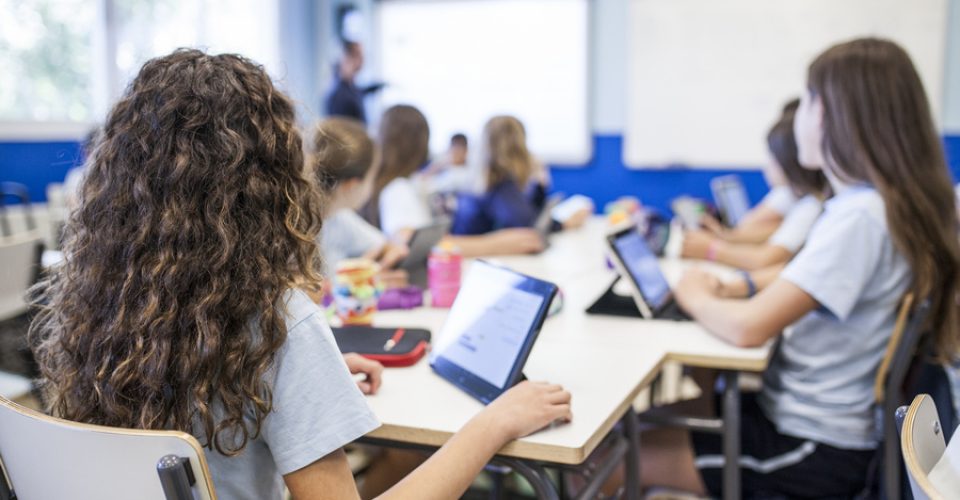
29, 49, 324, 455
808, 38, 960, 360
483, 115, 534, 189
360, 104, 430, 228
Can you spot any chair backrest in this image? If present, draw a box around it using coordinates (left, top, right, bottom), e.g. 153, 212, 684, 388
901, 394, 947, 500
0, 183, 35, 238
874, 294, 930, 500
0, 396, 216, 500
0, 232, 43, 322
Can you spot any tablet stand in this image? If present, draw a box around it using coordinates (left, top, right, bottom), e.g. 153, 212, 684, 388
585, 276, 644, 318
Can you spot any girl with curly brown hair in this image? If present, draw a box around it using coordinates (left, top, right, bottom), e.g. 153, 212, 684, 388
29, 49, 571, 500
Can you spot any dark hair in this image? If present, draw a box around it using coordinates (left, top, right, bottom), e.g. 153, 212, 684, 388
312, 117, 376, 194
451, 133, 468, 147
361, 104, 429, 228
808, 38, 960, 360
766, 99, 828, 197
343, 40, 361, 57
30, 49, 324, 455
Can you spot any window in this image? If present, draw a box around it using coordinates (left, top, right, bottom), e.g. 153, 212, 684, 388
0, 0, 280, 127
112, 0, 280, 99
0, 0, 99, 121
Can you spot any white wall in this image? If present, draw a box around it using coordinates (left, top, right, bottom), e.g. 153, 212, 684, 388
588, 0, 960, 138
589, 0, 628, 133
944, 0, 960, 132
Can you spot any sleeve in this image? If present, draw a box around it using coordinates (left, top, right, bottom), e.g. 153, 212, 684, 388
341, 210, 387, 257
379, 179, 432, 237
261, 305, 381, 475
486, 183, 538, 230
780, 210, 885, 321
768, 196, 822, 253
760, 186, 798, 215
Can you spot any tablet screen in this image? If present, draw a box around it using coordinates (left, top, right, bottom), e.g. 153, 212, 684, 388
712, 176, 750, 226
612, 229, 671, 311
431, 261, 556, 401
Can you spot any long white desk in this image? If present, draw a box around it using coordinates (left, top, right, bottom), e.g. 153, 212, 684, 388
362, 219, 771, 498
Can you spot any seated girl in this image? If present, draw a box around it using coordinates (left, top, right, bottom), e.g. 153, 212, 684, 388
29, 49, 572, 500
452, 115, 591, 235
682, 99, 829, 270
363, 106, 547, 256
635, 38, 960, 498
311, 116, 408, 286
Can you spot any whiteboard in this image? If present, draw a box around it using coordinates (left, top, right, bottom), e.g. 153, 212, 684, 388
624, 0, 948, 168
375, 0, 590, 164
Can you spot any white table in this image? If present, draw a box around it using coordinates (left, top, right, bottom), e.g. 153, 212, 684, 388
363, 219, 771, 499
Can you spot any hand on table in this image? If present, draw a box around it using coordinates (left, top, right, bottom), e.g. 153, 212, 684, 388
680, 230, 718, 260
343, 353, 384, 395
365, 242, 410, 270
481, 381, 572, 440
674, 268, 724, 312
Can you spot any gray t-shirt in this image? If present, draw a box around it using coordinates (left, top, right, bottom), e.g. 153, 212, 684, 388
198, 290, 380, 499
759, 186, 911, 450
320, 208, 387, 273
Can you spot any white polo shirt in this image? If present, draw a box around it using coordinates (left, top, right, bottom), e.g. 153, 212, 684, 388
759, 186, 911, 450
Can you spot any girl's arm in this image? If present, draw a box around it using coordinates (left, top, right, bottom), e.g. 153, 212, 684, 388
682, 231, 792, 270
717, 263, 787, 298
673, 269, 818, 347
706, 215, 782, 244
283, 381, 572, 500
443, 230, 545, 257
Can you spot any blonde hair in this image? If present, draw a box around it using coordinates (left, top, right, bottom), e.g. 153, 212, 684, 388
482, 115, 533, 189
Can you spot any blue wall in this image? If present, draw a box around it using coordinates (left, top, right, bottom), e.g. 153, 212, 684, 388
3, 134, 960, 214
0, 141, 83, 204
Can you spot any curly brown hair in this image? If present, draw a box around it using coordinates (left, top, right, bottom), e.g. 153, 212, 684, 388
29, 49, 324, 455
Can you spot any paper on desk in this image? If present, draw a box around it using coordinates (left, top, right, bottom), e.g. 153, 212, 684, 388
929, 423, 960, 494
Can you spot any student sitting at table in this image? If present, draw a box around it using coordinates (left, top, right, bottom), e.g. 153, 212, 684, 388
695, 100, 814, 245
681, 99, 829, 270
311, 116, 408, 287
362, 105, 546, 256
29, 49, 573, 500
419, 132, 485, 196
633, 38, 960, 498
451, 115, 591, 236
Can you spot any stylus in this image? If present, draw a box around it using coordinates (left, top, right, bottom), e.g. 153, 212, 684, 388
383, 328, 406, 351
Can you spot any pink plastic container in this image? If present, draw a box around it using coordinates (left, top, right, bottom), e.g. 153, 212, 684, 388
427, 244, 462, 308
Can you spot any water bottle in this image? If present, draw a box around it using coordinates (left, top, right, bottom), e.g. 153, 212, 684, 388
427, 242, 462, 308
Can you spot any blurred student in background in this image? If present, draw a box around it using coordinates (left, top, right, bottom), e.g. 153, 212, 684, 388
363, 105, 547, 256
311, 116, 408, 287
682, 99, 829, 271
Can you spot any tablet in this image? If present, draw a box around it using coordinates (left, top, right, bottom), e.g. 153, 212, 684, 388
397, 220, 451, 286
430, 260, 558, 404
710, 175, 751, 227
605, 225, 674, 319
534, 195, 564, 241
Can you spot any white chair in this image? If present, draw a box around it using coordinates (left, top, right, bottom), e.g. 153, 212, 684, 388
899, 394, 960, 500
0, 395, 217, 500
0, 371, 30, 401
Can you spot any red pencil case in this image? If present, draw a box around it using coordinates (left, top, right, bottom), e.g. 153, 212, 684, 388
332, 326, 431, 367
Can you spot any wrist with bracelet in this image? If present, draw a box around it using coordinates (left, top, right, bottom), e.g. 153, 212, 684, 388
738, 269, 757, 297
